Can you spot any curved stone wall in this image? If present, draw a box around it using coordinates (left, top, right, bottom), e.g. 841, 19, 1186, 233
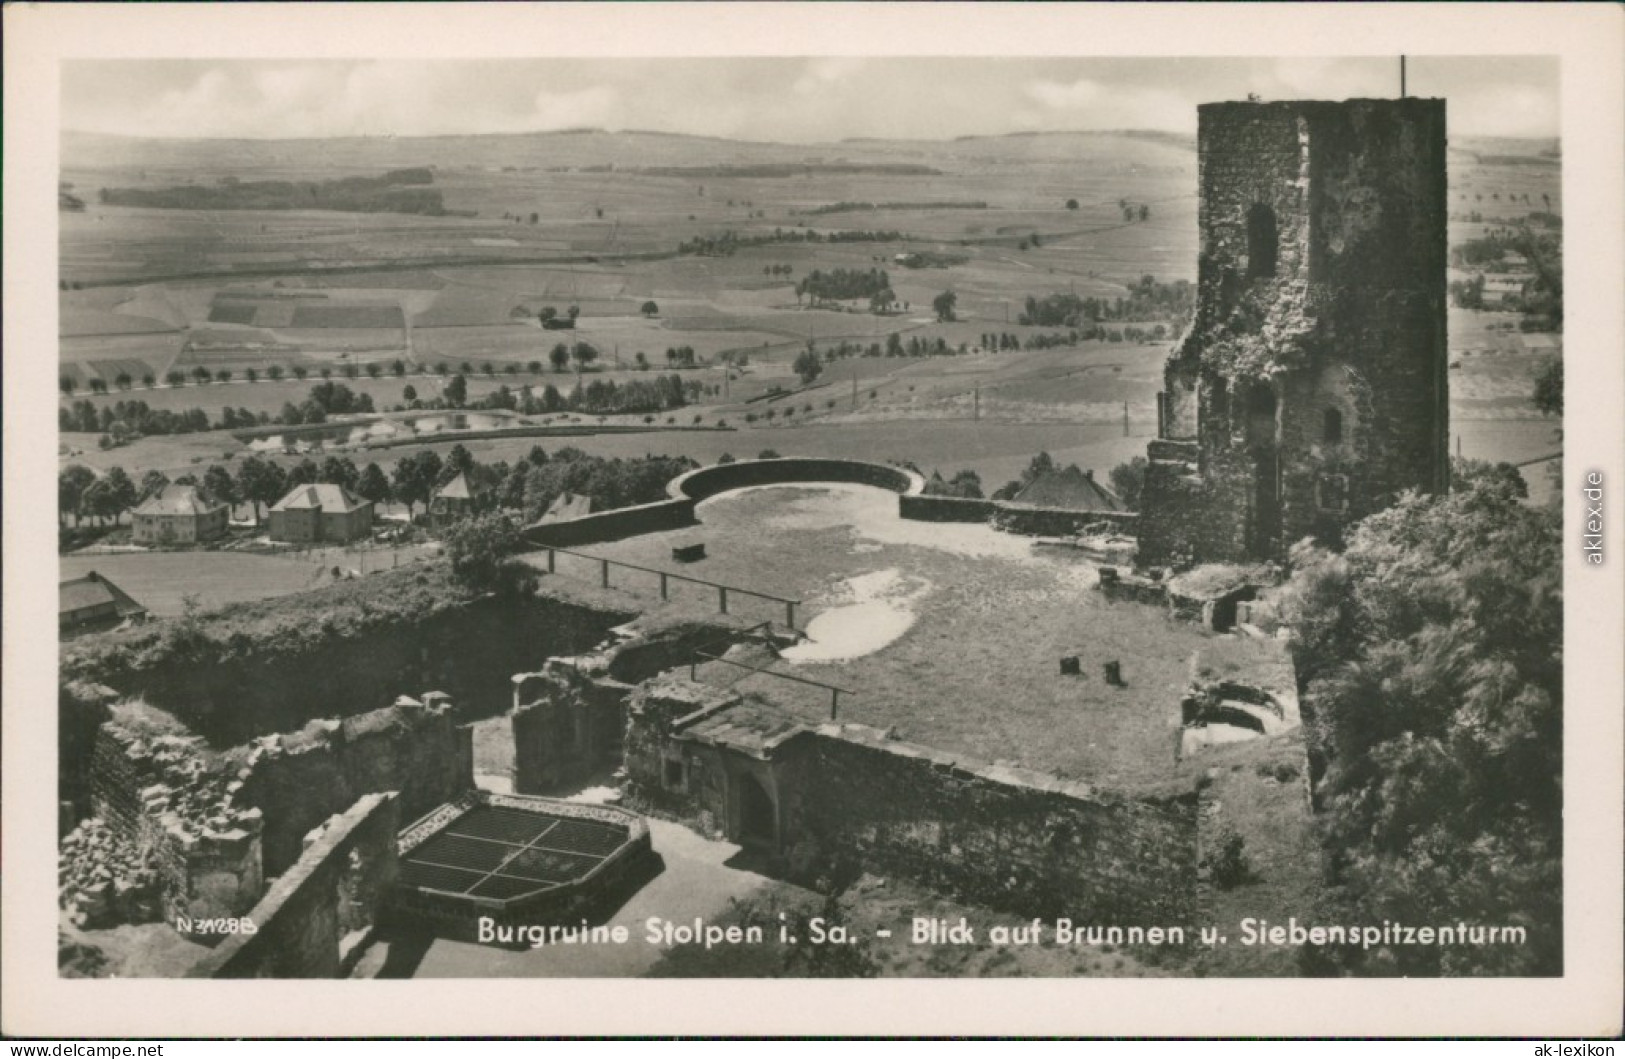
668, 458, 926, 501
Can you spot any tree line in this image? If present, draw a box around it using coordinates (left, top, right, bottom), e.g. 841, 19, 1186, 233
677, 228, 907, 257
59, 442, 698, 533
97, 168, 447, 216
1018, 276, 1194, 329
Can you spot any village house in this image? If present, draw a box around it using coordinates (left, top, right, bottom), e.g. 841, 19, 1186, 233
429, 473, 483, 528
268, 483, 374, 544
59, 571, 148, 637
1010, 465, 1124, 512
130, 484, 229, 544
537, 491, 597, 524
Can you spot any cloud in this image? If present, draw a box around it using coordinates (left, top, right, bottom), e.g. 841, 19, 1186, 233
1025, 78, 1105, 111
1023, 77, 1194, 132
64, 57, 1559, 143
530, 86, 622, 131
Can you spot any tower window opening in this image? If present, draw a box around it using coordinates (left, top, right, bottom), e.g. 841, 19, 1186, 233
1323, 407, 1343, 444
1247, 204, 1278, 279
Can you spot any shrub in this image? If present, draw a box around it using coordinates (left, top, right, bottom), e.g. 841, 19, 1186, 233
1206, 825, 1256, 890
442, 512, 528, 593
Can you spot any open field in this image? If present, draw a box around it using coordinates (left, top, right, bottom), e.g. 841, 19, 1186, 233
59, 130, 1562, 508
60, 544, 433, 617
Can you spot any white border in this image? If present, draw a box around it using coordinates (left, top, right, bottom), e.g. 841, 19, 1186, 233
6, 2, 1621, 1038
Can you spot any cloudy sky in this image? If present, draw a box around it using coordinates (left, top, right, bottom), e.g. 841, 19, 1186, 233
63, 56, 1560, 143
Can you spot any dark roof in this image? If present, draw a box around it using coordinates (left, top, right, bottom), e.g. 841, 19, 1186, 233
271, 483, 371, 514
60, 571, 148, 620
1011, 466, 1122, 512
680, 697, 809, 758
131, 484, 226, 518
540, 491, 596, 522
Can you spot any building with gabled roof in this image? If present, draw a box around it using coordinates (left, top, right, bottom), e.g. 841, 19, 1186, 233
429, 472, 484, 527
538, 491, 596, 524
268, 482, 374, 544
60, 570, 148, 637
131, 484, 229, 544
1010, 465, 1123, 513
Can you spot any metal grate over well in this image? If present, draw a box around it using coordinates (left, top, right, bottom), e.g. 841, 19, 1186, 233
397, 804, 632, 902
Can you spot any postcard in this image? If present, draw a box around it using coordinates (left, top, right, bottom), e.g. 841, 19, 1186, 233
5, 1, 1621, 1039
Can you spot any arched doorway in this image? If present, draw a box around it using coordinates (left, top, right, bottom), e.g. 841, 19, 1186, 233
735, 774, 777, 850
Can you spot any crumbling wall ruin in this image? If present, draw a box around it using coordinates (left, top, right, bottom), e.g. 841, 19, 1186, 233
187, 792, 399, 979
68, 691, 471, 935
511, 661, 632, 794
76, 712, 265, 931
237, 694, 473, 875
60, 569, 630, 746
508, 617, 754, 795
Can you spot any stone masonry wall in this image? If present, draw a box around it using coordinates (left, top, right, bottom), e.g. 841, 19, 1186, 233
238, 695, 473, 875
186, 792, 399, 979
783, 725, 1199, 925
511, 660, 633, 794
82, 716, 265, 929
621, 677, 1200, 925
63, 589, 626, 747
1139, 98, 1447, 567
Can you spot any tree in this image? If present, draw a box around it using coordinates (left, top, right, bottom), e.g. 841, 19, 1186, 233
1267, 471, 1547, 974
319, 455, 360, 491
235, 455, 284, 526
922, 469, 983, 499
792, 347, 824, 386
85, 466, 137, 525
403, 384, 418, 403
1532, 358, 1562, 418
444, 443, 475, 485
443, 512, 528, 592
288, 458, 320, 487
356, 462, 393, 506
59, 464, 96, 526
1108, 455, 1148, 511
869, 287, 896, 315
1138, 204, 1150, 222
571, 342, 599, 370
549, 343, 571, 373
138, 470, 170, 503
201, 464, 239, 510
1271, 473, 1561, 976
1066, 198, 1079, 210
641, 300, 659, 318
60, 375, 75, 396
932, 290, 957, 323
445, 373, 469, 407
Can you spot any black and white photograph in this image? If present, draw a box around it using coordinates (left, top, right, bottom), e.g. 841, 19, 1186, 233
5, 1, 1622, 1040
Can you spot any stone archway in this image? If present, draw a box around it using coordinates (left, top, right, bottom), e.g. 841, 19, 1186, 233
735, 773, 777, 850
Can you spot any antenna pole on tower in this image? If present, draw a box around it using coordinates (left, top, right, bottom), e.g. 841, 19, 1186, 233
1400, 56, 1407, 98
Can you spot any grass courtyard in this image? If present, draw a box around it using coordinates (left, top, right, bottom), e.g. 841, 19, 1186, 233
522, 482, 1209, 789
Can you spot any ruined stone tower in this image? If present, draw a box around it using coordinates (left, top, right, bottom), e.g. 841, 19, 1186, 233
1137, 98, 1449, 567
